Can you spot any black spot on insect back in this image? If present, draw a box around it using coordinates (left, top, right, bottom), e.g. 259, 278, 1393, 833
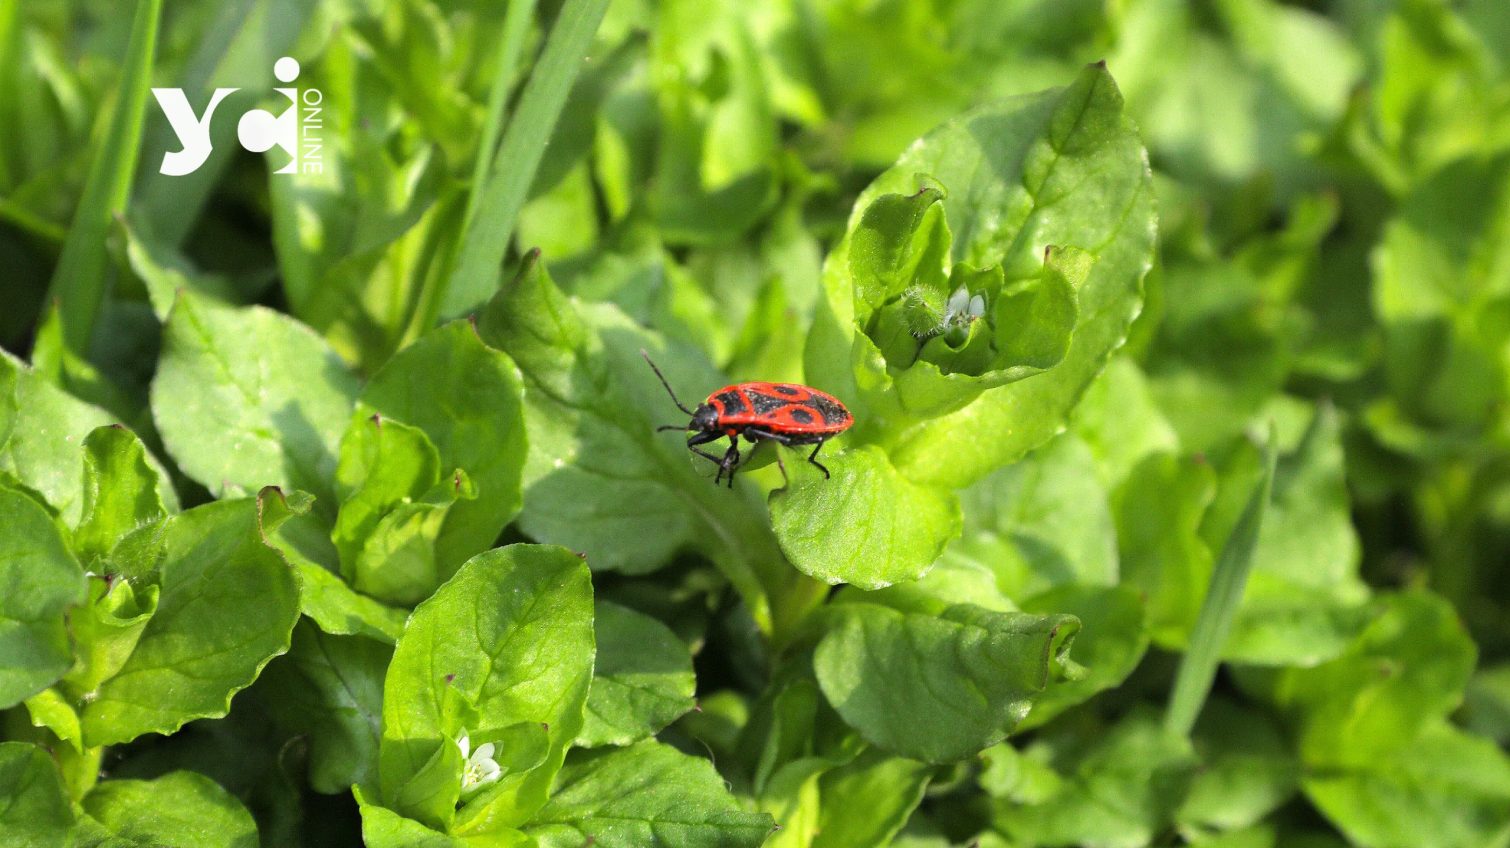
773, 385, 802, 396
714, 390, 748, 415
810, 395, 850, 425
790, 408, 815, 424
749, 392, 790, 415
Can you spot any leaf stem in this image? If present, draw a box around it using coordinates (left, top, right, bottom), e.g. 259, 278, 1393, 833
1164, 424, 1278, 737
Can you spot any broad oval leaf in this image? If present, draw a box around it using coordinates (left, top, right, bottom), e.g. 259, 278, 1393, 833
577, 601, 696, 748
0, 742, 75, 847
74, 425, 168, 565
379, 544, 594, 830
527, 741, 775, 848
83, 771, 259, 848
261, 621, 388, 795
1, 352, 179, 523
80, 494, 301, 746
811, 63, 1156, 487
814, 602, 1080, 762
0, 487, 86, 709
152, 292, 359, 506
358, 320, 527, 579
770, 444, 962, 589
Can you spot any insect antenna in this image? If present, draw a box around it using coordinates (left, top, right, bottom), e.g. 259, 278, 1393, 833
656, 424, 691, 432
640, 349, 697, 416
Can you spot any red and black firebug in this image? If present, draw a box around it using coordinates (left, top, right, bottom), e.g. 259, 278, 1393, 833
642, 350, 854, 488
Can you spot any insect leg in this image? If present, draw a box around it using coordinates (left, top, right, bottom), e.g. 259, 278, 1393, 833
742, 427, 796, 446
807, 440, 831, 480
717, 437, 741, 488
687, 430, 727, 472
744, 426, 803, 484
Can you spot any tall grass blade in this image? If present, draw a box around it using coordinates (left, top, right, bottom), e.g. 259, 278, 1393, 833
463, 0, 539, 233
44, 0, 163, 355
433, 0, 609, 321
1165, 423, 1279, 737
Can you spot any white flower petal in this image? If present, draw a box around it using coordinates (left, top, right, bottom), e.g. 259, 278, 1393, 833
969, 294, 986, 318
473, 742, 495, 761
947, 287, 969, 313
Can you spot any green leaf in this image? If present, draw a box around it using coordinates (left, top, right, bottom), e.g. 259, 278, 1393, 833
1203, 407, 1370, 666
1, 352, 178, 524
809, 749, 933, 848
944, 433, 1118, 600
527, 741, 775, 848
83, 771, 258, 848
993, 709, 1198, 848
814, 602, 1080, 762
882, 247, 1089, 420
1111, 0, 1359, 198
1237, 590, 1477, 770
73, 426, 167, 565
332, 414, 443, 575
1179, 699, 1299, 832
1114, 452, 1217, 646
356, 783, 514, 848
1070, 356, 1179, 487
24, 687, 84, 753
813, 62, 1156, 486
152, 292, 360, 506
770, 444, 961, 589
0, 742, 75, 848
379, 544, 594, 830
1372, 151, 1510, 433
1019, 584, 1147, 728
848, 185, 950, 312
60, 575, 158, 700
578, 601, 696, 748
260, 621, 388, 794
646, 0, 781, 244
1303, 721, 1510, 848
357, 320, 527, 582
1465, 664, 1510, 745
260, 488, 409, 644
80, 493, 301, 746
0, 486, 85, 709
347, 473, 479, 607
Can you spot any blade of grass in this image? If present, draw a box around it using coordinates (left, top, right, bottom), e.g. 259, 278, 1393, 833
0, 196, 66, 244
44, 0, 163, 356
463, 0, 539, 233
402, 0, 538, 348
1165, 423, 1279, 738
429, 0, 609, 322
0, 0, 19, 190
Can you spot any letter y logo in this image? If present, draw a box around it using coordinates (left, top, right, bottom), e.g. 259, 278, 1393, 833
152, 57, 316, 176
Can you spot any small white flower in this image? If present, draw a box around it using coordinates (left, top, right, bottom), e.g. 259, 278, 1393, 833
457, 732, 501, 798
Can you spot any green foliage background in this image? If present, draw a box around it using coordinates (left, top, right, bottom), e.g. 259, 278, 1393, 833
2, 0, 1509, 846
